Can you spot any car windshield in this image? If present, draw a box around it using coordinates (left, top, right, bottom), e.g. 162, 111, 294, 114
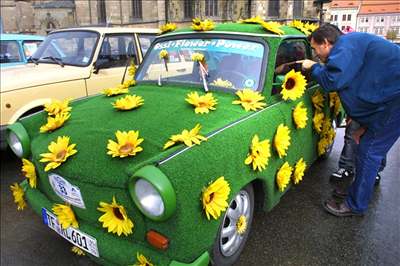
136, 37, 266, 91
32, 31, 98, 66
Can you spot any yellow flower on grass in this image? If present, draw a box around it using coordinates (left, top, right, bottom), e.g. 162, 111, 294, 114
261, 21, 284, 35
185, 91, 217, 114
289, 20, 311, 36
312, 90, 325, 111
201, 177, 230, 220
281, 69, 307, 101
159, 49, 169, 60
276, 162, 293, 192
160, 22, 177, 34
293, 101, 308, 129
313, 111, 325, 134
133, 253, 154, 266
10, 183, 26, 211
236, 215, 247, 235
293, 158, 307, 184
44, 99, 72, 116
22, 159, 37, 188
244, 135, 271, 172
40, 136, 77, 172
232, 89, 266, 111
71, 246, 85, 256
191, 52, 205, 62
191, 18, 215, 31
102, 85, 129, 97
210, 78, 234, 88
52, 203, 79, 229
40, 112, 71, 133
274, 124, 291, 158
238, 16, 264, 24
98, 196, 134, 236
329, 92, 341, 117
163, 124, 207, 150
112, 95, 144, 111
107, 130, 144, 158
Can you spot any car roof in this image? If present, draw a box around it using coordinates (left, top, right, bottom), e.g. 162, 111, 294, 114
51, 27, 160, 35
0, 33, 45, 41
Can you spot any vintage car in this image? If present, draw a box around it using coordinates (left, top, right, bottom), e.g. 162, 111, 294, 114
0, 33, 44, 68
0, 27, 158, 149
7, 20, 342, 265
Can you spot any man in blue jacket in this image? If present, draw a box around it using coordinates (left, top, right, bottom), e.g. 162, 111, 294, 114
301, 24, 400, 217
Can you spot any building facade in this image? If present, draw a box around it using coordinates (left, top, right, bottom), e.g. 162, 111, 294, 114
326, 0, 360, 31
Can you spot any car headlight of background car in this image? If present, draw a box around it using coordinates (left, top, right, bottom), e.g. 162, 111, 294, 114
129, 165, 176, 221
7, 122, 31, 158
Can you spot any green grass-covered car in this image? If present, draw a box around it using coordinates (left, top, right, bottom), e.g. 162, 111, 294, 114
7, 20, 342, 266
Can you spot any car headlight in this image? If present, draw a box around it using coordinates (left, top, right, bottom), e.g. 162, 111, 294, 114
7, 123, 30, 158
129, 165, 176, 221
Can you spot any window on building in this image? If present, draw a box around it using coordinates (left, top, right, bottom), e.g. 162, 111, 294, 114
184, 0, 194, 19
366, 17, 368, 22
342, 14, 346, 21
205, 0, 218, 17
98, 0, 106, 24
132, 0, 142, 19
341, 25, 345, 30
334, 15, 338, 21
347, 14, 351, 21
268, 0, 280, 17
381, 17, 384, 22
293, 0, 303, 18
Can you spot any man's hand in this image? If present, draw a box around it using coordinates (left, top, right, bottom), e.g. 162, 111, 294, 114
300, 59, 317, 70
352, 126, 366, 144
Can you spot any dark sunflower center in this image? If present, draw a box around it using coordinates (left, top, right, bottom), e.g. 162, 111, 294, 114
119, 143, 133, 154
113, 207, 124, 220
285, 78, 296, 90
207, 192, 215, 204
198, 101, 208, 107
195, 21, 201, 26
56, 150, 67, 160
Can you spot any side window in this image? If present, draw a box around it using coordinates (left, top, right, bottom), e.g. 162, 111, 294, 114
0, 41, 22, 63
138, 34, 156, 56
98, 34, 136, 68
22, 40, 42, 58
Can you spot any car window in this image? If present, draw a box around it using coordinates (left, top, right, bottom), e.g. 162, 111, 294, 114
22, 40, 42, 58
138, 34, 156, 56
0, 41, 22, 63
97, 34, 137, 68
137, 38, 266, 91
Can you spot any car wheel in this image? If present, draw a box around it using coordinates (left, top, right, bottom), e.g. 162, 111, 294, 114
212, 183, 254, 266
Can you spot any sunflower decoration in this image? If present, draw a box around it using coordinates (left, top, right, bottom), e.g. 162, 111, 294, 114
201, 176, 231, 220
276, 162, 293, 192
191, 18, 215, 31
44, 99, 72, 116
260, 21, 284, 35
191, 52, 205, 63
274, 124, 291, 158
244, 135, 271, 172
311, 90, 325, 111
236, 215, 247, 235
128, 61, 137, 77
329, 92, 341, 117
107, 130, 144, 158
10, 183, 27, 211
97, 196, 134, 236
71, 246, 86, 256
159, 22, 177, 34
313, 111, 325, 134
112, 95, 144, 111
303, 22, 319, 33
159, 49, 169, 60
40, 112, 71, 133
292, 101, 308, 129
185, 91, 218, 114
163, 124, 207, 150
52, 203, 79, 229
318, 137, 330, 156
321, 117, 335, 145
293, 158, 307, 184
22, 159, 37, 188
102, 84, 129, 97
232, 89, 266, 111
40, 136, 78, 172
281, 69, 307, 101
132, 253, 154, 266
289, 20, 311, 36
210, 78, 234, 88
238, 16, 264, 24
122, 79, 136, 88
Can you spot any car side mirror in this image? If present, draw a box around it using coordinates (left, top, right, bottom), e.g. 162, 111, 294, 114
273, 75, 285, 86
93, 58, 109, 74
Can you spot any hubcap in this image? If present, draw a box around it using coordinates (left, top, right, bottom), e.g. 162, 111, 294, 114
219, 190, 251, 257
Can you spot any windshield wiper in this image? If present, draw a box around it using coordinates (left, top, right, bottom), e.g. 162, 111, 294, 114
40, 56, 64, 67
28, 57, 39, 65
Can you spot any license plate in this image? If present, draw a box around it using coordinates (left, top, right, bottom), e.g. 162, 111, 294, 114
42, 208, 99, 257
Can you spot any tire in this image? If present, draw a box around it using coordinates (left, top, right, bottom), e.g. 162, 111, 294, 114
212, 183, 254, 266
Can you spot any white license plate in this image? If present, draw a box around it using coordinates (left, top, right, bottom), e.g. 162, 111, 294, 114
42, 208, 99, 257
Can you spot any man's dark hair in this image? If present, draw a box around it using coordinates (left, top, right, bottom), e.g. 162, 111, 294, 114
309, 23, 344, 44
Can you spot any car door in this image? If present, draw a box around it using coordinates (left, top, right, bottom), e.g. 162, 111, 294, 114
86, 33, 139, 95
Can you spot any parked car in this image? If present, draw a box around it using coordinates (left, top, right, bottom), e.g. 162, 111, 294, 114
0, 33, 44, 67
0, 27, 158, 149
7, 21, 342, 265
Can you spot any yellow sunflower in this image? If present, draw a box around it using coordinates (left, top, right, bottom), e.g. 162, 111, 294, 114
191, 52, 205, 62
159, 22, 177, 34
260, 21, 284, 35
232, 89, 266, 111
97, 196, 134, 236
236, 215, 248, 235
292, 101, 308, 129
274, 124, 291, 158
132, 253, 154, 266
281, 69, 307, 101
52, 203, 79, 229
107, 130, 144, 158
244, 135, 271, 172
10, 182, 27, 210
185, 91, 217, 114
321, 117, 336, 145
128, 62, 137, 76
238, 16, 264, 24
102, 85, 129, 97
71, 246, 85, 256
40, 112, 71, 133
329, 92, 341, 117
276, 162, 293, 192
313, 111, 325, 134
311, 90, 325, 111
39, 136, 78, 172
303, 22, 319, 33
318, 137, 330, 156
201, 176, 231, 220
163, 124, 207, 150
122, 79, 136, 88
289, 20, 311, 35
44, 99, 72, 116
210, 78, 234, 88
191, 18, 215, 31
293, 158, 307, 184
159, 49, 169, 60
112, 95, 144, 111
22, 158, 37, 188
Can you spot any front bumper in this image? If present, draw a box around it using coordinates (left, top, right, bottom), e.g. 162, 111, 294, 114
22, 182, 210, 266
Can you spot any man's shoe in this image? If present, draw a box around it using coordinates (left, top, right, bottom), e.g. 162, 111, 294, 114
332, 187, 348, 199
331, 168, 353, 180
323, 198, 363, 217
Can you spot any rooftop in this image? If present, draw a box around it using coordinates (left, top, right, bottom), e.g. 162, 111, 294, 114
359, 1, 400, 15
